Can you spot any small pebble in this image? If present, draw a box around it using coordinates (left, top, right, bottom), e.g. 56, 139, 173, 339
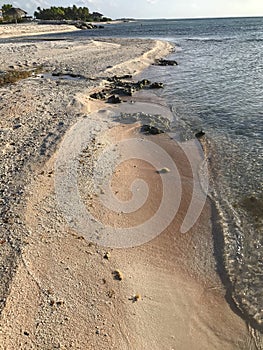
157, 167, 170, 174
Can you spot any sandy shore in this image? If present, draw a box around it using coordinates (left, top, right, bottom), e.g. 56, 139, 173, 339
0, 30, 260, 349
0, 22, 82, 38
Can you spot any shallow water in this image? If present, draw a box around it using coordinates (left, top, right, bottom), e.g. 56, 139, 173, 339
116, 18, 263, 329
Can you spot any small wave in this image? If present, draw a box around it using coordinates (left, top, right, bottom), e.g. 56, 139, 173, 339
185, 37, 232, 43
201, 137, 263, 331
245, 38, 263, 42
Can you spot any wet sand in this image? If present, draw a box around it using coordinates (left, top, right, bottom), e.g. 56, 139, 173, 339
0, 30, 259, 349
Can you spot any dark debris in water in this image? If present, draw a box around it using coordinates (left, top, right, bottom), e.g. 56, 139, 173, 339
152, 58, 178, 66
195, 130, 206, 138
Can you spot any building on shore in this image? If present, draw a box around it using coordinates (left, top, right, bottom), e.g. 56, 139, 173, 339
4, 7, 27, 23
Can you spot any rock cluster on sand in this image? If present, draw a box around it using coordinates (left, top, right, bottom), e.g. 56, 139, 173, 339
90, 75, 166, 103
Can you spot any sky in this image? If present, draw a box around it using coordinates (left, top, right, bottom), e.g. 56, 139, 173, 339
1, 0, 263, 19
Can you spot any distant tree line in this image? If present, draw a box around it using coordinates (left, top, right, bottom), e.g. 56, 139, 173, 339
34, 5, 111, 22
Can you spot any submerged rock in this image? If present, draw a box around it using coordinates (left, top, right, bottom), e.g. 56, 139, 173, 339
153, 58, 178, 66
136, 79, 151, 89
195, 130, 205, 138
150, 82, 164, 89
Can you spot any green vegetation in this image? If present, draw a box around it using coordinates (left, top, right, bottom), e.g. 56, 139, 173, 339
2, 4, 12, 14
34, 5, 111, 22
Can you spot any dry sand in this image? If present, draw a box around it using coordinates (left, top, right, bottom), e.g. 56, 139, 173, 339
0, 28, 261, 349
0, 22, 80, 38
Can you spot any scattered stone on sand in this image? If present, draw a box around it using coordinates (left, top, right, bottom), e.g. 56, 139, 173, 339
113, 270, 124, 281
130, 294, 141, 302
157, 167, 171, 174
104, 252, 111, 260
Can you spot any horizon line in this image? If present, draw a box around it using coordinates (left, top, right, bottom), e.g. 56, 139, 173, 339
114, 15, 263, 21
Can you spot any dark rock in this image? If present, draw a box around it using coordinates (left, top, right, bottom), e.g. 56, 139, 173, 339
68, 73, 80, 78
154, 59, 178, 66
13, 124, 22, 130
141, 125, 164, 135
111, 87, 133, 96
195, 130, 205, 138
52, 72, 64, 77
150, 82, 164, 89
136, 79, 151, 89
90, 92, 107, 100
107, 95, 121, 104
107, 74, 132, 82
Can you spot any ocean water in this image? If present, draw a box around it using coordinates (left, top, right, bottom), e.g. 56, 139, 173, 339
68, 17, 263, 329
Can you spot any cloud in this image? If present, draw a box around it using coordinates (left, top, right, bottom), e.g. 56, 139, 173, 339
12, 0, 50, 13
4, 0, 263, 19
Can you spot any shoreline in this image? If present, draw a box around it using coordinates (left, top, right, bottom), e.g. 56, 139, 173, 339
0, 20, 124, 39
0, 32, 258, 349
200, 137, 263, 335
0, 22, 81, 39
